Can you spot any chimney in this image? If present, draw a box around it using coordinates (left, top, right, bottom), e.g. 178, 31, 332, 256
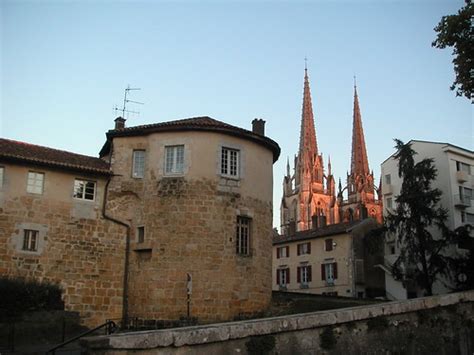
252, 118, 266, 136
114, 117, 126, 129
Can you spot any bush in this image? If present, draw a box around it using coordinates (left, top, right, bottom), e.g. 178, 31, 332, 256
0, 277, 63, 318
320, 327, 337, 350
245, 335, 276, 355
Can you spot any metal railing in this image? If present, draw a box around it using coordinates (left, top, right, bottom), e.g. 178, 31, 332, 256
47, 320, 117, 354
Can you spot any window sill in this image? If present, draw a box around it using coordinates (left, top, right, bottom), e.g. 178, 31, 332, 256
133, 243, 153, 252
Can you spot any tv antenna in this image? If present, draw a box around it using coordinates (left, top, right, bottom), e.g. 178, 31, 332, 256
114, 84, 144, 119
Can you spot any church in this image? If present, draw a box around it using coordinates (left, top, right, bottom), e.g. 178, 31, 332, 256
280, 68, 383, 236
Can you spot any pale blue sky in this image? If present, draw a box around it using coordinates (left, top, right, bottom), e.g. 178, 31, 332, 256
1, 0, 472, 229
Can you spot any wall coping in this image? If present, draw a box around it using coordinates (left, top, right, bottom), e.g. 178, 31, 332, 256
82, 290, 474, 350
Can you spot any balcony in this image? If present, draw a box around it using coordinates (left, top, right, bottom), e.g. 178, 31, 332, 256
456, 170, 469, 183
454, 194, 472, 208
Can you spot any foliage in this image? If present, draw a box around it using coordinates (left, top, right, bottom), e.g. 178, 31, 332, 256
0, 277, 63, 318
366, 316, 389, 331
385, 139, 456, 296
245, 335, 276, 355
432, 1, 474, 100
450, 224, 474, 291
319, 327, 337, 350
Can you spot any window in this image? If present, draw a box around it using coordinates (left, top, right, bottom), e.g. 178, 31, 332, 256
221, 147, 240, 178
384, 174, 391, 185
0, 167, 3, 186
276, 246, 289, 259
456, 161, 471, 174
73, 179, 96, 200
321, 262, 338, 283
462, 212, 474, 224
236, 216, 251, 255
132, 150, 146, 178
276, 268, 290, 287
137, 226, 145, 243
23, 229, 38, 251
297, 242, 311, 255
325, 239, 333, 251
386, 197, 393, 210
27, 172, 44, 194
297, 265, 312, 285
165, 145, 184, 175
459, 186, 472, 200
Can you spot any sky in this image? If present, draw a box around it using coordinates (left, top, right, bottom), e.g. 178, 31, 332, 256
1, 0, 472, 230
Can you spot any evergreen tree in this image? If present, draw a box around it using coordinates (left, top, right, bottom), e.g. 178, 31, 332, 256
386, 139, 454, 296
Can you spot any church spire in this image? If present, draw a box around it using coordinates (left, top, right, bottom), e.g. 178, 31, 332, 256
298, 65, 318, 161
350, 78, 370, 176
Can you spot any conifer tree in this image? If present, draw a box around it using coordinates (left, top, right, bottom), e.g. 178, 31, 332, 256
386, 140, 454, 296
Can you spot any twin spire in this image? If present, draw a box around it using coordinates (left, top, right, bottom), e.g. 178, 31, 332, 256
297, 66, 370, 178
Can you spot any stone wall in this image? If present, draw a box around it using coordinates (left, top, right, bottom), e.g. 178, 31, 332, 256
0, 164, 126, 327
108, 176, 273, 323
82, 290, 474, 354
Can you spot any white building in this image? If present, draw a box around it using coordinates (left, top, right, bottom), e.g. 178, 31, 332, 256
380, 140, 474, 300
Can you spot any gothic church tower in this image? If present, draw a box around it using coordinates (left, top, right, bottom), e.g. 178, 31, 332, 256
338, 82, 383, 223
280, 68, 339, 236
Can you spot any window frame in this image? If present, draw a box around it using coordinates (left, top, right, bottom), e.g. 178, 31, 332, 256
297, 242, 311, 256
456, 161, 471, 174
221, 147, 240, 179
164, 145, 185, 175
384, 174, 391, 185
23, 229, 39, 252
277, 267, 290, 287
236, 216, 251, 255
27, 171, 44, 195
386, 197, 393, 210
136, 226, 145, 243
297, 265, 312, 285
73, 179, 96, 201
132, 150, 146, 179
276, 246, 289, 259
0, 166, 4, 187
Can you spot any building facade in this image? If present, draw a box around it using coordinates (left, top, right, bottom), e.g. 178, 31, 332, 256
0, 116, 280, 326
380, 140, 474, 300
272, 219, 384, 298
280, 69, 382, 236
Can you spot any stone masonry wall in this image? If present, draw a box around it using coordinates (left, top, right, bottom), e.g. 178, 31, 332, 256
82, 290, 474, 354
0, 169, 126, 327
108, 176, 273, 322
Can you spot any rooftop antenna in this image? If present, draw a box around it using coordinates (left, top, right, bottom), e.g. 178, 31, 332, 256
114, 84, 144, 119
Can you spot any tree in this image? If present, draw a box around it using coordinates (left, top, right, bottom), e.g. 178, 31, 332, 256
385, 139, 455, 296
432, 1, 474, 100
451, 224, 474, 291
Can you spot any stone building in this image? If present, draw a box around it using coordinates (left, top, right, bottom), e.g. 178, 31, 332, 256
0, 139, 125, 326
0, 116, 280, 326
272, 218, 385, 298
380, 140, 474, 300
280, 69, 382, 236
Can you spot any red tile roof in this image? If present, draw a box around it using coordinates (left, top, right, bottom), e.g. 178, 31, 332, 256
100, 116, 281, 162
0, 138, 111, 175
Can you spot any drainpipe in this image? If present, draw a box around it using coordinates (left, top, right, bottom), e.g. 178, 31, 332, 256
102, 176, 131, 328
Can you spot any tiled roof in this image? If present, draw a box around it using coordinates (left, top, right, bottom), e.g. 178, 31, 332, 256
0, 138, 111, 175
273, 221, 362, 245
100, 116, 281, 162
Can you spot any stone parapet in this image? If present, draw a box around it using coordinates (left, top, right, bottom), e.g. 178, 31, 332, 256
82, 290, 474, 353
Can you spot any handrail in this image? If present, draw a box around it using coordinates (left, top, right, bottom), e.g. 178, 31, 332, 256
47, 320, 116, 354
